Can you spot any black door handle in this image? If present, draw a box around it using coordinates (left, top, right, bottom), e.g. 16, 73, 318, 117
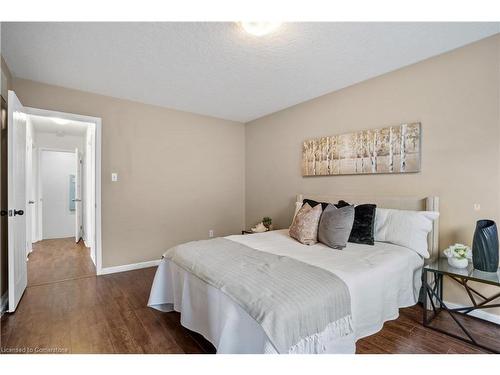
0, 210, 7, 216
14, 209, 24, 216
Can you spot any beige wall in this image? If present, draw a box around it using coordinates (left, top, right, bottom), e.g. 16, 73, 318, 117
13, 78, 245, 268
245, 35, 500, 312
5, 34, 500, 315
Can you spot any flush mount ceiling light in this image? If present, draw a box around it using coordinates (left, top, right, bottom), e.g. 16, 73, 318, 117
240, 22, 282, 37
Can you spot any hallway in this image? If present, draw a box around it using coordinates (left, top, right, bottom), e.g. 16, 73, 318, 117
28, 238, 96, 286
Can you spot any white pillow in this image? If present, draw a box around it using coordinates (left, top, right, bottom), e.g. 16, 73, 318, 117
374, 208, 439, 258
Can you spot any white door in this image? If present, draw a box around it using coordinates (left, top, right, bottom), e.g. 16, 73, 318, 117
8, 90, 27, 312
74, 148, 82, 242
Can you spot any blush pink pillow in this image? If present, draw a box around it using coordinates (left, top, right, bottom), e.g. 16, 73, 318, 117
289, 203, 323, 245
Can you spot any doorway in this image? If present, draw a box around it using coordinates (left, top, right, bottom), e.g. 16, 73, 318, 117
5, 91, 102, 312
25, 111, 99, 285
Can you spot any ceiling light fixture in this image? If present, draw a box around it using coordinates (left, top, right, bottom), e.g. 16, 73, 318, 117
240, 22, 282, 37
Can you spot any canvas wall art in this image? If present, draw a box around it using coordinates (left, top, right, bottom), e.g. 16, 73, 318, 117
302, 122, 421, 176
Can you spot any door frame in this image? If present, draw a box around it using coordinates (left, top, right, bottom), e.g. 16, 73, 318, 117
25, 107, 103, 274
25, 125, 33, 255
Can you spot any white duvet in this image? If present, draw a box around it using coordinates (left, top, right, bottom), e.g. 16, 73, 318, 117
148, 229, 424, 354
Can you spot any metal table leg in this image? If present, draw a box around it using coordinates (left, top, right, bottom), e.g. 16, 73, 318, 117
421, 270, 499, 353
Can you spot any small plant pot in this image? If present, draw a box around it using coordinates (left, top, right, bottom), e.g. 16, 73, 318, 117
447, 257, 468, 269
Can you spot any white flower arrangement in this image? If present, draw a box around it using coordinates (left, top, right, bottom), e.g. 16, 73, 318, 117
443, 244, 472, 269
443, 244, 472, 259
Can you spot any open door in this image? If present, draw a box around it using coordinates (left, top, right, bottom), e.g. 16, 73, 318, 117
8, 90, 27, 312
74, 148, 82, 242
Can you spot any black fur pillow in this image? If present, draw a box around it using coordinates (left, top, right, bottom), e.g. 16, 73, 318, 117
336, 200, 376, 245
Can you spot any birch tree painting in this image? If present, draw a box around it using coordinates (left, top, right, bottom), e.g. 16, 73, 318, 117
302, 122, 420, 176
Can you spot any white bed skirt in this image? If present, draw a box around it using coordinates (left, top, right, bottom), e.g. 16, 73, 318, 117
148, 230, 423, 354
148, 259, 356, 354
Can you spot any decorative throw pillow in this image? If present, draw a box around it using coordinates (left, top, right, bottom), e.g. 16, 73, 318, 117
374, 208, 439, 258
289, 203, 323, 245
302, 198, 329, 211
337, 200, 377, 245
318, 204, 355, 249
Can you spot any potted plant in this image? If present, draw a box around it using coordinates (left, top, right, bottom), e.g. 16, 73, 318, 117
443, 244, 472, 269
262, 217, 273, 231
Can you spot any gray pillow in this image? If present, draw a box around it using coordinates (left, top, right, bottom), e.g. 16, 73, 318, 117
318, 204, 355, 249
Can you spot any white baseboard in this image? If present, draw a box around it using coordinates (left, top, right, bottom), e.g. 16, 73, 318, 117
82, 238, 97, 267
0, 291, 8, 314
98, 259, 161, 275
89, 247, 96, 266
444, 300, 500, 325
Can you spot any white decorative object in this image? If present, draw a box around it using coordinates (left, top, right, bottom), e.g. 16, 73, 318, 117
443, 243, 472, 269
447, 257, 469, 269
251, 222, 268, 233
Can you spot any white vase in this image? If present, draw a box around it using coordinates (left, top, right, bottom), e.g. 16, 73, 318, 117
447, 257, 469, 269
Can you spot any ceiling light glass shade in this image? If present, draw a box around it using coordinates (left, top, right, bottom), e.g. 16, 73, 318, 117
240, 22, 282, 37
53, 117, 69, 125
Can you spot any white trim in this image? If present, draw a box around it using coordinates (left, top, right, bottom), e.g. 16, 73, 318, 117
99, 259, 161, 275
444, 300, 500, 325
25, 107, 102, 274
0, 291, 8, 314
36, 147, 42, 242
84, 239, 96, 265
95, 117, 102, 273
26, 107, 97, 125
38, 147, 75, 153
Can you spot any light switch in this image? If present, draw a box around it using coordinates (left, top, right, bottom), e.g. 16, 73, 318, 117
111, 173, 118, 182
473, 203, 481, 211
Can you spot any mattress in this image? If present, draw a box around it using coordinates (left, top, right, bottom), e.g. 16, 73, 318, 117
148, 229, 424, 353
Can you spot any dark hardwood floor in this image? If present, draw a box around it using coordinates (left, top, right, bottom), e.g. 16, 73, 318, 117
28, 238, 96, 287
1, 238, 494, 354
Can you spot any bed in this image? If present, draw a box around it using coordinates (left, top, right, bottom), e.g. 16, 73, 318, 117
148, 194, 439, 354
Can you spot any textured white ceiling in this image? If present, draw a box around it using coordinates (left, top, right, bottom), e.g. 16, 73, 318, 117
30, 115, 90, 136
2, 22, 499, 122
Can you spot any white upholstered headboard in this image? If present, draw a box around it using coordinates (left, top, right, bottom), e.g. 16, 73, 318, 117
295, 194, 440, 263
